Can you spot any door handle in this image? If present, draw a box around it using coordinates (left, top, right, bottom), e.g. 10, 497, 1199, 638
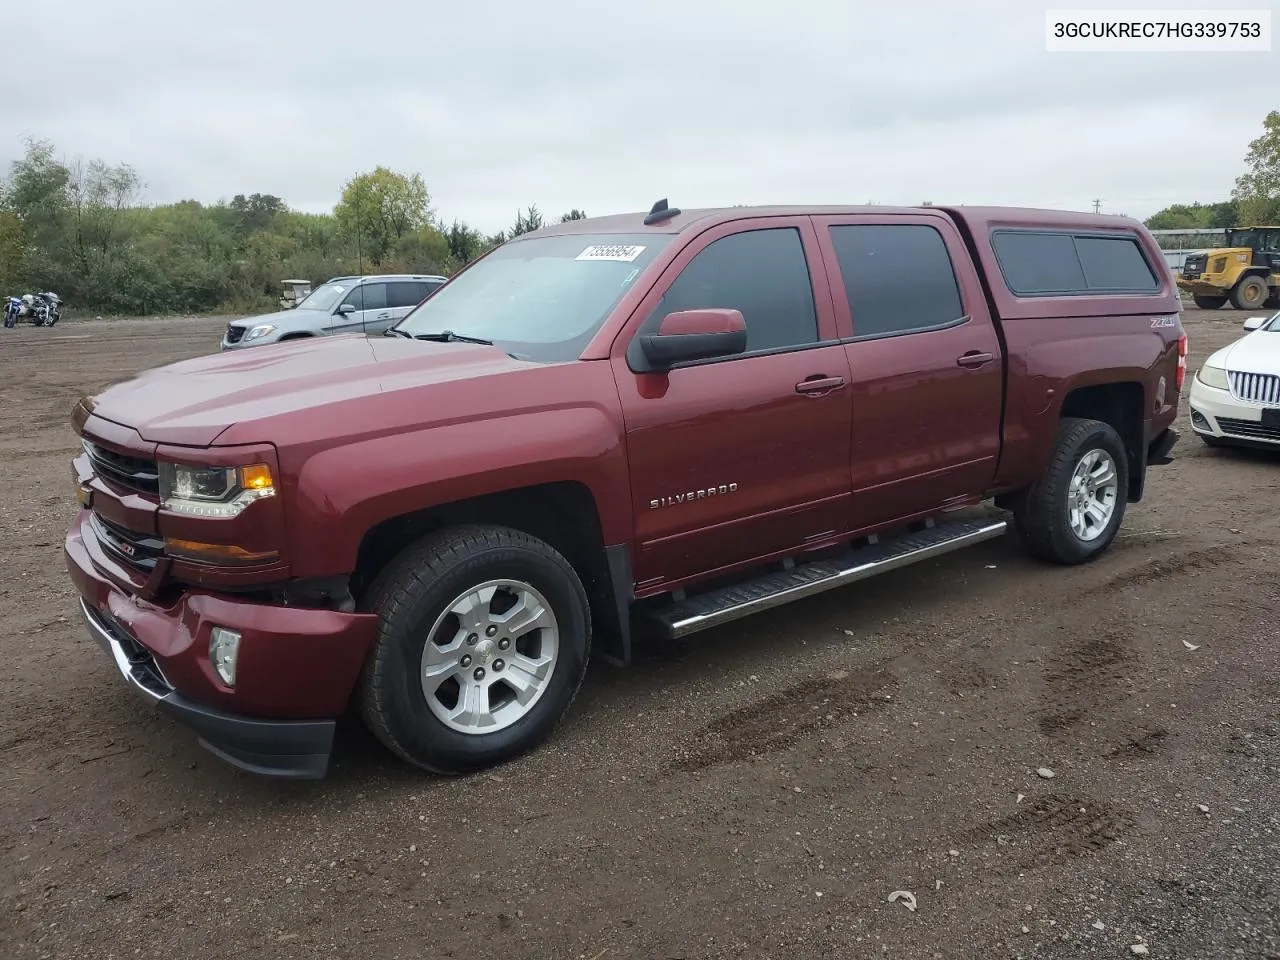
956, 351, 994, 368
376, 312, 392, 320
795, 375, 845, 395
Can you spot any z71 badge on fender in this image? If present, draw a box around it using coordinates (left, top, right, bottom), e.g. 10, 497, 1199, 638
1151, 316, 1178, 328
650, 483, 738, 509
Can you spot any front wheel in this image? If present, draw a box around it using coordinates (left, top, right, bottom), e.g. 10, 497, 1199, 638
1013, 417, 1129, 565
1192, 295, 1228, 309
359, 524, 591, 775
1231, 275, 1270, 311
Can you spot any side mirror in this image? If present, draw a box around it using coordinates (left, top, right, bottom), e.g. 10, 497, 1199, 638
639, 309, 747, 368
1243, 316, 1267, 331
337, 303, 357, 316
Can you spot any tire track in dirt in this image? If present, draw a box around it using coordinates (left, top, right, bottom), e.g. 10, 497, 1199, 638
1092, 542, 1267, 593
964, 793, 1134, 870
1034, 631, 1136, 737
667, 667, 898, 772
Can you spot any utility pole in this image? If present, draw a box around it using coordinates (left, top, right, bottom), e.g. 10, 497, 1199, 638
1092, 199, 1102, 214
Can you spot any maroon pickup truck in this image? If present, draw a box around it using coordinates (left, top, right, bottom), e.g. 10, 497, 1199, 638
65, 201, 1185, 779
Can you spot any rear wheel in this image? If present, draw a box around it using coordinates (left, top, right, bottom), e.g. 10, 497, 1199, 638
1192, 295, 1228, 309
1231, 275, 1269, 310
1013, 417, 1129, 565
359, 524, 591, 774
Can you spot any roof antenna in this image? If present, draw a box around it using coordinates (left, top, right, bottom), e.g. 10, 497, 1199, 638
643, 197, 681, 225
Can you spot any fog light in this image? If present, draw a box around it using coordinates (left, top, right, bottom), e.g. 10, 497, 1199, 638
209, 627, 241, 687
1190, 408, 1209, 429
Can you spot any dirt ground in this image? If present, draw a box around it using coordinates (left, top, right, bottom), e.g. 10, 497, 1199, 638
1, 309, 1277, 960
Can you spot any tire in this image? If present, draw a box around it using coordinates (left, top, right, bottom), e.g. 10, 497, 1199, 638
1192, 295, 1228, 309
1231, 275, 1269, 311
1013, 417, 1129, 565
358, 524, 591, 775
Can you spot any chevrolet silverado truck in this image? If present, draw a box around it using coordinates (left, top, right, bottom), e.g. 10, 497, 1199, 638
65, 200, 1185, 779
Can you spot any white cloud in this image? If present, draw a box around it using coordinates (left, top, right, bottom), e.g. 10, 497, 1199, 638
1, 0, 1274, 233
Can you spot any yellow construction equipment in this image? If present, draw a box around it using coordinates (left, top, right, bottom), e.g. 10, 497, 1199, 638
1176, 226, 1280, 310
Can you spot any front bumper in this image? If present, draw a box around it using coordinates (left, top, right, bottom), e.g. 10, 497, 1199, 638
1176, 277, 1230, 298
66, 513, 379, 778
1188, 377, 1280, 446
79, 598, 336, 778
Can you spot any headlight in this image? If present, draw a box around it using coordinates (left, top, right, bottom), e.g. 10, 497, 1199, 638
1196, 363, 1229, 390
158, 462, 276, 518
243, 324, 276, 341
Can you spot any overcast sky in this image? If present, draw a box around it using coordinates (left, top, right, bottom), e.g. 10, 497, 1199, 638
1, 0, 1276, 233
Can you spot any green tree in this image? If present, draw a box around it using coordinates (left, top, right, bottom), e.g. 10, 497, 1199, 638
510, 204, 544, 237
1232, 109, 1280, 225
3, 138, 69, 228
66, 155, 143, 274
1144, 200, 1238, 230
444, 218, 486, 266
559, 208, 587, 222
0, 211, 26, 288
334, 166, 433, 266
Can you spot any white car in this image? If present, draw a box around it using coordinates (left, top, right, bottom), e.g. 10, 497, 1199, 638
1188, 309, 1280, 448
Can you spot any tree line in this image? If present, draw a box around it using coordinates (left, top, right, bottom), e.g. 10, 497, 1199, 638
1144, 109, 1280, 232
2, 108, 1276, 314
0, 138, 585, 314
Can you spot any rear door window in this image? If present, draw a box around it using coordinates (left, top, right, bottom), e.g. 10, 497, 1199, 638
827, 224, 966, 339
386, 282, 428, 309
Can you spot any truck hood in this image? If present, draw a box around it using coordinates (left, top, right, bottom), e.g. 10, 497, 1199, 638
1220, 328, 1280, 373
86, 334, 535, 446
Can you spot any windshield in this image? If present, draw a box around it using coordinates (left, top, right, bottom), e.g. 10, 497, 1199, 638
1225, 229, 1280, 252
395, 233, 673, 361
1266, 310, 1280, 332
295, 282, 350, 312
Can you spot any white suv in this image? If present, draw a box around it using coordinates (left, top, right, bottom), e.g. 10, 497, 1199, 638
221, 274, 447, 350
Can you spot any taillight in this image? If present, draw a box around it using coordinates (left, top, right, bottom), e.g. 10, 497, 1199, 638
1176, 333, 1188, 392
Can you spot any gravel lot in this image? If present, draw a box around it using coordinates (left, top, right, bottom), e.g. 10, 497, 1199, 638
1, 309, 1277, 960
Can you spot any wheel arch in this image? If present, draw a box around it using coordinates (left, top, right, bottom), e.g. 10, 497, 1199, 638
1057, 381, 1146, 500
350, 481, 633, 666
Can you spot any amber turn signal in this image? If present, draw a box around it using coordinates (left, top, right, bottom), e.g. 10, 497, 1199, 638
239, 463, 274, 491
164, 538, 279, 566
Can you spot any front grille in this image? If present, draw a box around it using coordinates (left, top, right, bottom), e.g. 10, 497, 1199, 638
90, 512, 165, 573
1228, 371, 1280, 406
1182, 254, 1206, 279
224, 324, 245, 344
1216, 417, 1280, 442
83, 439, 159, 495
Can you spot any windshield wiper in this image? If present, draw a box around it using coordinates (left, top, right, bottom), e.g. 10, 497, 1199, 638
413, 330, 494, 345
383, 327, 413, 338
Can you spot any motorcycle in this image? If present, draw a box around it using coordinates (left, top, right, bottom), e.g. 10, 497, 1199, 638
4, 292, 62, 327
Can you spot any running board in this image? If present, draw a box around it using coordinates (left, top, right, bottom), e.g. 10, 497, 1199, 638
648, 517, 1008, 639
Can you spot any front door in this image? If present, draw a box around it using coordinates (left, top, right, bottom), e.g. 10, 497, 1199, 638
812, 214, 1004, 529
612, 218, 854, 588
331, 282, 389, 334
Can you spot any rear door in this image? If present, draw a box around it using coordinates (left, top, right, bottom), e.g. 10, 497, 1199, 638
612, 217, 855, 588
812, 214, 1004, 530
331, 282, 389, 334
